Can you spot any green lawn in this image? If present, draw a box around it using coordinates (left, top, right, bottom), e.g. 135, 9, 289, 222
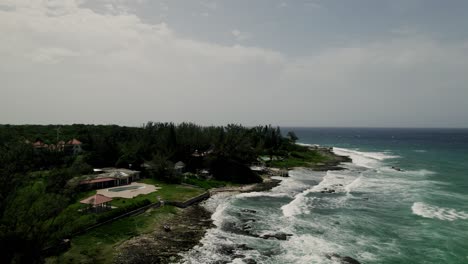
47, 177, 205, 264
46, 206, 178, 264
138, 178, 206, 201
53, 178, 206, 243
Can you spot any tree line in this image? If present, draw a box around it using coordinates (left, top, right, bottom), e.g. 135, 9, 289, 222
0, 122, 300, 263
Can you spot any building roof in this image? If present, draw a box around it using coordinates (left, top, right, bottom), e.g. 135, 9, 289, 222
174, 161, 186, 169
32, 140, 44, 147
67, 138, 82, 145
79, 177, 116, 185
80, 194, 112, 205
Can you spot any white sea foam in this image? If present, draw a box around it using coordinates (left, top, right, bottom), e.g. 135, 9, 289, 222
274, 234, 342, 263
271, 176, 309, 194
404, 169, 436, 176
333, 147, 399, 168
235, 191, 289, 199
271, 168, 324, 195
296, 142, 319, 147
281, 191, 315, 217
411, 202, 468, 221
344, 175, 363, 194
413, 149, 427, 153
281, 171, 360, 217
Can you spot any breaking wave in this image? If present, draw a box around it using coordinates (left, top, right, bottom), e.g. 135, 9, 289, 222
411, 202, 468, 221
333, 147, 399, 168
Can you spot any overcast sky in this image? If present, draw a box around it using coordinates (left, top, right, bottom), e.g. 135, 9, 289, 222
1, 0, 468, 127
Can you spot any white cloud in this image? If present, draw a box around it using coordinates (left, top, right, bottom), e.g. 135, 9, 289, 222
231, 29, 251, 42
0, 0, 467, 127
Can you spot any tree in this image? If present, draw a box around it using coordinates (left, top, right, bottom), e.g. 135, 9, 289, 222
286, 131, 299, 143
146, 154, 179, 183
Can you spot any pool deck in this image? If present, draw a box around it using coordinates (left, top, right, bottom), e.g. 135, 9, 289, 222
96, 182, 160, 198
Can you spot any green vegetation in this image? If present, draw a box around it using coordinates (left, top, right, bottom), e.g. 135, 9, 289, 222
183, 174, 235, 190
0, 122, 324, 263
46, 206, 178, 264
269, 147, 327, 168
138, 178, 205, 201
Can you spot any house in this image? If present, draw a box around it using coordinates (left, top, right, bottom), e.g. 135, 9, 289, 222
32, 139, 47, 149
29, 138, 82, 154
78, 168, 140, 190
174, 161, 186, 174
66, 138, 82, 155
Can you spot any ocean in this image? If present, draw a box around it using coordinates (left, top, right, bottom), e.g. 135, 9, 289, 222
181, 128, 468, 264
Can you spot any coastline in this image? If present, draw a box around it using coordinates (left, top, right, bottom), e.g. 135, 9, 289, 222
112, 146, 349, 264
113, 175, 283, 264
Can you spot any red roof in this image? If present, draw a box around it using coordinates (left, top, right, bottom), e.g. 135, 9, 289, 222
79, 177, 116, 185
67, 138, 82, 145
80, 194, 112, 205
32, 140, 44, 147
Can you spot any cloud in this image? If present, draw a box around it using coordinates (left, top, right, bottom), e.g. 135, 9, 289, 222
277, 2, 288, 8
231, 29, 251, 42
0, 0, 467, 127
200, 0, 217, 10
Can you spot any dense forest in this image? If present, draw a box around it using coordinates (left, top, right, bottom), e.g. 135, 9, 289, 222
0, 122, 302, 263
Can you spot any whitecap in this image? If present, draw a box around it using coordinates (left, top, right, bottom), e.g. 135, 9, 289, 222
235, 191, 289, 199
296, 142, 320, 147
411, 202, 468, 221
403, 169, 436, 176
281, 191, 315, 217
333, 147, 399, 168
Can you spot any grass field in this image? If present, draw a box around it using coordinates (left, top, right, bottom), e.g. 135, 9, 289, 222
268, 149, 328, 168
46, 178, 207, 264
46, 206, 179, 264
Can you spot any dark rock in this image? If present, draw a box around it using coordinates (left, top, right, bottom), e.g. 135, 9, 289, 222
341, 256, 361, 264
232, 254, 246, 259
237, 244, 254, 251
261, 232, 292, 240
244, 259, 257, 264
325, 254, 361, 264
241, 209, 257, 214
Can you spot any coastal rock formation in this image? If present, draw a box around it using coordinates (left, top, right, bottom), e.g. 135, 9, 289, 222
311, 147, 352, 171
260, 232, 292, 240
326, 253, 361, 264
113, 206, 213, 264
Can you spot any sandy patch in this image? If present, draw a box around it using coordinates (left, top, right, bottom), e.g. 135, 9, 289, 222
97, 182, 160, 198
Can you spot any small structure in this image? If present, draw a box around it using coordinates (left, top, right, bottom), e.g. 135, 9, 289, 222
80, 194, 113, 212
29, 138, 82, 154
66, 138, 83, 155
174, 161, 186, 174
78, 168, 140, 190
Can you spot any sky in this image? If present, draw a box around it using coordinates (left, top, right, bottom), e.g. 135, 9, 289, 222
1, 0, 468, 128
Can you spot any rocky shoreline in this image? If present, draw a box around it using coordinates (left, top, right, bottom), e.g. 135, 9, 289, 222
113, 147, 355, 264
113, 175, 282, 264
310, 147, 352, 171
114, 205, 214, 264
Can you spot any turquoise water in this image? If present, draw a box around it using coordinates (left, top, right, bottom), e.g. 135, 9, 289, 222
182, 128, 468, 263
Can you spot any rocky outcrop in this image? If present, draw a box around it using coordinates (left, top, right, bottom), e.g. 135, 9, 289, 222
260, 232, 292, 240
114, 206, 213, 264
325, 253, 361, 264
311, 147, 352, 171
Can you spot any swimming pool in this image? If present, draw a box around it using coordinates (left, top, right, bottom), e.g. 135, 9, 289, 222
108, 185, 144, 192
